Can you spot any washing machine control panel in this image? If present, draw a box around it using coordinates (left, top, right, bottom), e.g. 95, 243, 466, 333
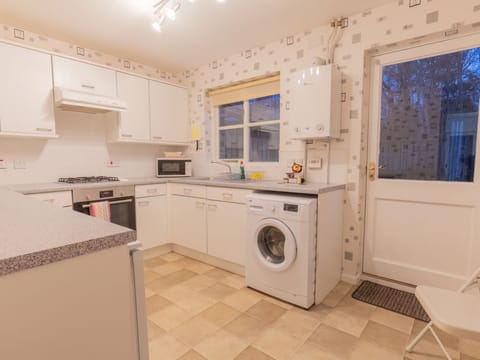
283, 204, 299, 212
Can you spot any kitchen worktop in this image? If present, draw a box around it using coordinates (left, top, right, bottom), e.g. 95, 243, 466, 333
0, 188, 135, 277
7, 177, 344, 195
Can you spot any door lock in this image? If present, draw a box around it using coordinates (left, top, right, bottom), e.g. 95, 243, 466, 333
368, 162, 376, 181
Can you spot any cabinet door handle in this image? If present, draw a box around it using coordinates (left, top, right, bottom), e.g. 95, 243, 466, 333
146, 188, 158, 194
81, 84, 96, 89
152, 136, 163, 140
196, 201, 205, 208
222, 193, 233, 201
138, 201, 150, 207
36, 127, 53, 132
121, 134, 133, 138
207, 204, 217, 211
184, 188, 192, 195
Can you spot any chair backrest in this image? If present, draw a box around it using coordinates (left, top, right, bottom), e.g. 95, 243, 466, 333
459, 265, 480, 293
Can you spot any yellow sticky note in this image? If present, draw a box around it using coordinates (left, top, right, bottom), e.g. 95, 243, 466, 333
191, 124, 200, 140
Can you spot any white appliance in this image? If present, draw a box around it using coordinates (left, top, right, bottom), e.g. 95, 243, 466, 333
246, 193, 318, 308
156, 158, 192, 177
54, 87, 127, 114
289, 64, 342, 140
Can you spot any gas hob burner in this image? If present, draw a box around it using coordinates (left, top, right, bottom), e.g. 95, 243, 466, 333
58, 176, 120, 184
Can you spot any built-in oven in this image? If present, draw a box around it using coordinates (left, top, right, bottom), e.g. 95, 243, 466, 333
72, 185, 136, 230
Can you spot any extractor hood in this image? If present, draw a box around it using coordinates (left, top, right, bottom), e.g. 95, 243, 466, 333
54, 87, 127, 114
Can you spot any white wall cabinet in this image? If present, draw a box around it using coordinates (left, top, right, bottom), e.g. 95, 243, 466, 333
115, 73, 150, 142
0, 43, 56, 138
170, 194, 207, 253
135, 184, 168, 250
150, 81, 189, 144
52, 56, 116, 97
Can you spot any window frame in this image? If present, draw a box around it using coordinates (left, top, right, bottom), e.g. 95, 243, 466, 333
215, 95, 281, 165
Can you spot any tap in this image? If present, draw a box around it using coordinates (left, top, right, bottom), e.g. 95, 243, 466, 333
210, 160, 233, 178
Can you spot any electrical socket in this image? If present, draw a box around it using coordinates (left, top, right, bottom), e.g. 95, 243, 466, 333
107, 160, 120, 168
14, 160, 26, 169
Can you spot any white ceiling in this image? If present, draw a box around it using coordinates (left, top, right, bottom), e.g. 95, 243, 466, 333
0, 0, 393, 72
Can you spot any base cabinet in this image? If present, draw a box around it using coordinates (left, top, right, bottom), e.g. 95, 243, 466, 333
207, 200, 247, 265
136, 196, 168, 250
170, 195, 207, 253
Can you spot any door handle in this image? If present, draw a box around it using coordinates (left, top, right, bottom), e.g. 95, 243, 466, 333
368, 162, 376, 181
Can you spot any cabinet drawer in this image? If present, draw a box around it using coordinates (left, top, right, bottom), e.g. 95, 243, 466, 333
27, 191, 72, 208
135, 184, 167, 198
52, 56, 116, 97
169, 184, 206, 198
206, 187, 252, 204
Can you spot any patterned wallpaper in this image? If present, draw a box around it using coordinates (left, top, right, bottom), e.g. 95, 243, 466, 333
0, 23, 182, 84
183, 0, 480, 282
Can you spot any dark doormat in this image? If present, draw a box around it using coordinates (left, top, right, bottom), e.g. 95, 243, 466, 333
352, 281, 430, 322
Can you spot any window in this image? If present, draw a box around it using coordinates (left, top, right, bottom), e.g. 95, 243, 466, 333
211, 75, 280, 163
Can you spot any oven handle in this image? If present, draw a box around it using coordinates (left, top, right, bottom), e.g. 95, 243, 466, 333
81, 199, 133, 208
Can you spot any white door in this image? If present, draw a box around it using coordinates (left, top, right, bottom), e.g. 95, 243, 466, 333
364, 33, 480, 290
135, 195, 168, 250
207, 200, 247, 265
170, 195, 207, 253
149, 80, 189, 144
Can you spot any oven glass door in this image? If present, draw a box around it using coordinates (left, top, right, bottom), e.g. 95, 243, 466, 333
73, 196, 136, 230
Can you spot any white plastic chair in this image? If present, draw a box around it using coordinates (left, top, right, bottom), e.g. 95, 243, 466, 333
406, 267, 480, 360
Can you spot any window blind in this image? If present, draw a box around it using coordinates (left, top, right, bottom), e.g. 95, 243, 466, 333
209, 73, 280, 106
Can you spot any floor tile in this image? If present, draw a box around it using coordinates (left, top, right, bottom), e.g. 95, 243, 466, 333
194, 329, 249, 360
204, 268, 234, 280
272, 309, 320, 340
322, 281, 353, 307
292, 341, 344, 360
183, 261, 215, 274
181, 274, 219, 292
245, 299, 287, 323
170, 316, 220, 347
222, 288, 263, 312
223, 313, 269, 343
360, 320, 409, 353
306, 324, 358, 359
199, 283, 237, 300
460, 338, 480, 358
322, 306, 371, 337
149, 304, 194, 331
160, 252, 185, 262
410, 320, 459, 350
221, 274, 247, 289
177, 350, 207, 360
199, 302, 242, 327
147, 320, 165, 341
144, 269, 162, 283
253, 327, 305, 360
234, 346, 275, 360
350, 340, 404, 360
151, 262, 184, 276
146, 294, 172, 314
148, 270, 197, 292
370, 307, 414, 335
149, 334, 189, 360
144, 257, 167, 268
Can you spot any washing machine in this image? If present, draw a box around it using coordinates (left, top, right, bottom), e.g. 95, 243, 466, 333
245, 192, 318, 309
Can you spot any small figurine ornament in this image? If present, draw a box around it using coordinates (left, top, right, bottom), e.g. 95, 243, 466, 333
292, 162, 303, 174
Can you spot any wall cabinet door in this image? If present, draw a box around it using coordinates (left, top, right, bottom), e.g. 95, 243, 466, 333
116, 72, 150, 141
52, 56, 116, 97
149, 81, 189, 144
0, 43, 56, 137
135, 195, 168, 250
207, 200, 247, 265
170, 195, 207, 252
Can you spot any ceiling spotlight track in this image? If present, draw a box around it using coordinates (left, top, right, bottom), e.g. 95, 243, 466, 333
151, 0, 226, 32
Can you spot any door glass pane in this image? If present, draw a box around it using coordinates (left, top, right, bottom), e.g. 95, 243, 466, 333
249, 94, 281, 123
219, 101, 244, 127
219, 128, 243, 159
257, 226, 285, 264
379, 47, 480, 181
250, 124, 280, 162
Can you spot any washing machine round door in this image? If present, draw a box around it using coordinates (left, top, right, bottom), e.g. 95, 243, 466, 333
254, 218, 297, 272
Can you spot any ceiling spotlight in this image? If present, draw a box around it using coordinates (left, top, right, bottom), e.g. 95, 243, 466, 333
166, 3, 181, 20
216, 0, 225, 2
151, 21, 161, 32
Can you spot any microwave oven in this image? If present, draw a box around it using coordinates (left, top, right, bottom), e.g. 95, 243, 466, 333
156, 158, 192, 177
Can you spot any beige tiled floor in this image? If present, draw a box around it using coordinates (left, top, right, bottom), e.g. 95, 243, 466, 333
144, 253, 480, 360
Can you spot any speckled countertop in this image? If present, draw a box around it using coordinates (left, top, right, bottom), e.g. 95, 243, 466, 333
7, 177, 344, 196
0, 189, 135, 277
